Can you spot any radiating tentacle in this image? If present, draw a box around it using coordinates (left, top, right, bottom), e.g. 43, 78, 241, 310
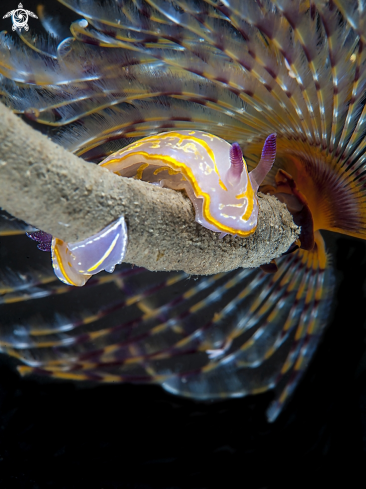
37, 3, 73, 40
8, 237, 332, 422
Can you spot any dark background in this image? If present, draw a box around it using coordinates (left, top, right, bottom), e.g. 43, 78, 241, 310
1, 2, 366, 488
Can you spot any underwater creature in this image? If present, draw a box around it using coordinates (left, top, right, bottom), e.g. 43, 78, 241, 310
0, 0, 365, 421
99, 131, 276, 236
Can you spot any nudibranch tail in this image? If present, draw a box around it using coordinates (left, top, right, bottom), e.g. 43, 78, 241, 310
51, 216, 128, 287
226, 142, 244, 187
249, 134, 277, 190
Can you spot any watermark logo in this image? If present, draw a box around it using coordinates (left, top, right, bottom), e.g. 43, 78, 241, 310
3, 3, 38, 32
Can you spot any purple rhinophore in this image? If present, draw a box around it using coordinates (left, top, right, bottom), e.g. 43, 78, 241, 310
261, 133, 277, 161
26, 230, 53, 252
250, 133, 277, 189
230, 142, 244, 175
227, 142, 244, 186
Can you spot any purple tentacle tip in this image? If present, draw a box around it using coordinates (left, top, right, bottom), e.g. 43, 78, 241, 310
262, 133, 276, 161
26, 230, 52, 252
250, 133, 277, 189
227, 142, 244, 186
230, 142, 244, 170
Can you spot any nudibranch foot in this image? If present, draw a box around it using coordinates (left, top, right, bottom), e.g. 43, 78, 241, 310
51, 216, 128, 287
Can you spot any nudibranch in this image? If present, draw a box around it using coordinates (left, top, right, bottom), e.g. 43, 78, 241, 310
46, 131, 275, 286
100, 131, 276, 237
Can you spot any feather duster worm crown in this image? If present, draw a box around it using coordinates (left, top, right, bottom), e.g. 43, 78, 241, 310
0, 0, 365, 421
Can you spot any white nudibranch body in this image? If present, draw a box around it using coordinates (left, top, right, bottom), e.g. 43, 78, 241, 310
50, 131, 276, 286
100, 131, 276, 236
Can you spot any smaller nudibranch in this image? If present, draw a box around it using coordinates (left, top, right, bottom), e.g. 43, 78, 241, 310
100, 131, 276, 237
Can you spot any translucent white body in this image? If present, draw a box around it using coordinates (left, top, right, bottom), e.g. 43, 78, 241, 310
100, 131, 258, 237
